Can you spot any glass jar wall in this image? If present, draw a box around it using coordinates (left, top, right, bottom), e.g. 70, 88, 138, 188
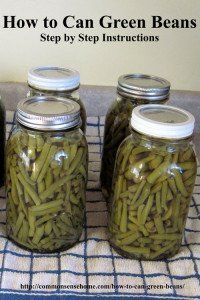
101, 74, 170, 202
0, 96, 5, 187
28, 66, 87, 133
109, 105, 197, 260
6, 96, 88, 252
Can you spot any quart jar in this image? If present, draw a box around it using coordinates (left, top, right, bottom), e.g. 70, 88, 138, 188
6, 96, 88, 252
101, 74, 170, 201
109, 105, 197, 260
0, 95, 5, 187
28, 66, 87, 133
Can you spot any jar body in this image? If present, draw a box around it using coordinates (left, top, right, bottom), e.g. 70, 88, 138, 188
100, 95, 168, 200
0, 97, 5, 187
109, 132, 197, 260
6, 124, 88, 252
28, 86, 87, 133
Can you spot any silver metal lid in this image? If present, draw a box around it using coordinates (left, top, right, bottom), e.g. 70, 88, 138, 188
28, 66, 80, 91
117, 74, 170, 100
17, 96, 81, 131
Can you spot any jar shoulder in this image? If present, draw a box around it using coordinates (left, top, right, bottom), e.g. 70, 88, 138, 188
8, 125, 88, 150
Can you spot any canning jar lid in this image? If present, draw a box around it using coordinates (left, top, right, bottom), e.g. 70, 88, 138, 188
117, 74, 170, 100
131, 104, 195, 139
28, 66, 80, 91
17, 96, 81, 131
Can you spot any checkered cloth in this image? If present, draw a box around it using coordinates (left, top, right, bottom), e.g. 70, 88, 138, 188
0, 110, 199, 300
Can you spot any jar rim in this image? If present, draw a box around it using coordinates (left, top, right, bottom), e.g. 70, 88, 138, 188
131, 104, 195, 139
28, 66, 80, 91
117, 73, 170, 100
17, 96, 81, 131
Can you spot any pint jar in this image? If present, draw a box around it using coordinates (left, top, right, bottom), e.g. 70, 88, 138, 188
101, 74, 170, 201
28, 66, 87, 133
109, 105, 197, 260
6, 96, 88, 252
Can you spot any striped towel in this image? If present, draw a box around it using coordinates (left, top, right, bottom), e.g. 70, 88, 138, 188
0, 110, 199, 300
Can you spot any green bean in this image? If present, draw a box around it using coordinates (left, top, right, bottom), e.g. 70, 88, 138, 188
184, 176, 196, 187
147, 161, 169, 184
114, 175, 123, 201
121, 245, 150, 255
172, 194, 181, 230
38, 180, 45, 194
139, 225, 149, 237
10, 167, 23, 196
17, 173, 41, 205
162, 205, 172, 221
151, 182, 162, 194
37, 145, 57, 183
141, 194, 154, 225
28, 135, 36, 159
39, 176, 71, 201
70, 194, 79, 205
60, 214, 72, 226
182, 168, 196, 181
21, 220, 29, 242
172, 152, 179, 164
121, 144, 133, 172
8, 193, 17, 223
36, 135, 44, 152
150, 233, 182, 240
149, 241, 176, 259
32, 225, 44, 244
129, 216, 139, 226
127, 222, 138, 231
28, 214, 35, 237
137, 204, 145, 225
116, 200, 122, 225
118, 232, 140, 246
35, 214, 52, 226
68, 147, 84, 174
130, 180, 146, 205
52, 223, 61, 238
154, 215, 165, 234
44, 220, 53, 235
120, 201, 127, 233
145, 220, 155, 232
18, 161, 35, 186
14, 211, 24, 236
45, 168, 53, 189
173, 170, 188, 197
161, 181, 168, 211
168, 178, 177, 194
149, 155, 163, 169
178, 162, 196, 170
134, 182, 151, 208
31, 143, 51, 181
29, 199, 63, 213
28, 205, 62, 217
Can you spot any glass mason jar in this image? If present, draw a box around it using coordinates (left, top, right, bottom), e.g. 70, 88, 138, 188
101, 74, 170, 201
109, 105, 197, 260
0, 95, 5, 187
28, 66, 87, 133
6, 96, 88, 253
